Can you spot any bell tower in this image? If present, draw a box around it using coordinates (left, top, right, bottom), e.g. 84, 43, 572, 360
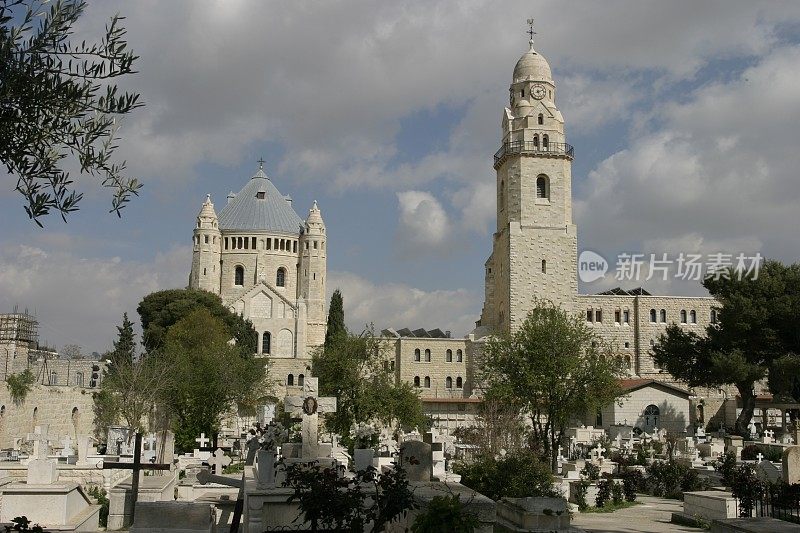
479, 23, 578, 333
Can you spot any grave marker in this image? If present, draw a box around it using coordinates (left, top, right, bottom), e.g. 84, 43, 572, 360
284, 377, 337, 459
400, 440, 432, 482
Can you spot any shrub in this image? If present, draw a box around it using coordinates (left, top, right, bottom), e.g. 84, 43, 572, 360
730, 464, 763, 517
580, 462, 600, 481
621, 470, 643, 502
611, 480, 624, 505
714, 452, 738, 487
6, 370, 35, 405
87, 486, 109, 527
455, 449, 558, 501
645, 461, 708, 500
595, 476, 611, 508
741, 445, 760, 461
411, 494, 479, 533
574, 480, 590, 511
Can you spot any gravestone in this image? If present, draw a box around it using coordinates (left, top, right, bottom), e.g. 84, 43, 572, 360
208, 448, 231, 475
284, 377, 337, 460
156, 430, 176, 468
757, 460, 782, 484
76, 435, 94, 466
400, 440, 432, 482
782, 446, 800, 484
59, 435, 75, 457
25, 425, 58, 484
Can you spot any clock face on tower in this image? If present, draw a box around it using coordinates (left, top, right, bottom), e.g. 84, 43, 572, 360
532, 84, 546, 100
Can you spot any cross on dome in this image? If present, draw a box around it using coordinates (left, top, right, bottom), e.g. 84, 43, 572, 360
257, 157, 265, 170
526, 18, 536, 49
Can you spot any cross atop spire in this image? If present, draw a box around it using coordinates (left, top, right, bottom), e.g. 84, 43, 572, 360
257, 157, 265, 170
526, 18, 536, 49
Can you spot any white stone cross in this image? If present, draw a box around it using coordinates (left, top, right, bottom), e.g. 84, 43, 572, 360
208, 448, 231, 474
763, 429, 775, 443
592, 445, 606, 460
756, 452, 764, 462
145, 433, 157, 451
26, 425, 50, 460
60, 435, 74, 456
284, 377, 337, 460
195, 433, 211, 448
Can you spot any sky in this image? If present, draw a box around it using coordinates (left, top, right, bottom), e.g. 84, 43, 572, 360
2, 1, 800, 354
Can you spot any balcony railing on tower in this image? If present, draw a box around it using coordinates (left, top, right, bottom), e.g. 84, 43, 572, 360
494, 140, 574, 167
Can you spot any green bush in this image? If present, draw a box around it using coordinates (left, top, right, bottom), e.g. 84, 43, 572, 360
645, 461, 709, 500
621, 469, 643, 502
730, 464, 763, 517
87, 486, 109, 527
455, 450, 559, 501
580, 462, 600, 481
715, 452, 738, 487
411, 494, 479, 533
611, 481, 624, 505
574, 480, 590, 511
741, 445, 760, 461
595, 477, 611, 508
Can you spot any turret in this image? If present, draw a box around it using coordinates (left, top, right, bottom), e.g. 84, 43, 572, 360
189, 194, 222, 293
299, 201, 327, 348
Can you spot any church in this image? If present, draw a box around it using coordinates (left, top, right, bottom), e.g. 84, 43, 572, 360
187, 36, 732, 435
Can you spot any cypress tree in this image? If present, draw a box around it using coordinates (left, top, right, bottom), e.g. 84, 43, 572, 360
112, 313, 136, 365
324, 289, 346, 350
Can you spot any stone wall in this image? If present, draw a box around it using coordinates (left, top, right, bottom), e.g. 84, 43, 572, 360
0, 385, 96, 448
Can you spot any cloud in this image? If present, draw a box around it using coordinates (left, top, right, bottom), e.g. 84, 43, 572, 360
328, 271, 479, 337
396, 191, 450, 252
576, 44, 800, 271
0, 245, 190, 353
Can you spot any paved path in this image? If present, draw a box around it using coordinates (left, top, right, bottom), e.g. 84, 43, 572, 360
571, 495, 706, 533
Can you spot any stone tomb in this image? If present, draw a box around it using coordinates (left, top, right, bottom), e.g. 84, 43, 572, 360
496, 496, 572, 532
130, 501, 215, 533
107, 471, 179, 529
678, 491, 737, 522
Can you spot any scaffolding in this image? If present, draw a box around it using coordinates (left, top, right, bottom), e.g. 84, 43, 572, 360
0, 305, 39, 346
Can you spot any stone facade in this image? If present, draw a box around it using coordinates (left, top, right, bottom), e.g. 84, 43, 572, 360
188, 169, 328, 396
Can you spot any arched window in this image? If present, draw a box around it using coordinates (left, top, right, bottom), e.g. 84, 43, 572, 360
680, 310, 687, 323
287, 374, 294, 386
75, 372, 84, 387
711, 309, 718, 324
414, 376, 420, 387
50, 371, 57, 385
446, 349, 452, 362
424, 376, 431, 388
533, 134, 539, 148
644, 404, 660, 430
276, 268, 286, 287
660, 309, 667, 323
414, 349, 421, 362
234, 266, 244, 286
650, 309, 657, 323
424, 349, 431, 362
298, 374, 304, 386
541, 259, 546, 273
542, 134, 549, 149
456, 349, 463, 362
456, 376, 463, 388
262, 332, 271, 354
690, 310, 697, 324
536, 175, 548, 199
499, 180, 505, 210
625, 355, 632, 369
446, 377, 453, 389
538, 113, 544, 125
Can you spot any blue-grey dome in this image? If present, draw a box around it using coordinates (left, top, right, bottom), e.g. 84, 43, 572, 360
218, 169, 303, 233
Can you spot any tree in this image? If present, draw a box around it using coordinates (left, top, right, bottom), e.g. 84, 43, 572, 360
652, 260, 800, 436
481, 301, 626, 471
137, 288, 257, 355
60, 344, 83, 359
93, 351, 172, 439
452, 395, 526, 459
312, 326, 427, 440
159, 308, 267, 452
324, 289, 346, 350
109, 313, 135, 367
1, 0, 143, 225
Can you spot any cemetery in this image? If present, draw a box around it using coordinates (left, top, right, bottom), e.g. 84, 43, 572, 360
3, 3, 800, 533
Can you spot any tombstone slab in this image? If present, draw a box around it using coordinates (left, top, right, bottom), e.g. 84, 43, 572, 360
400, 440, 432, 482
130, 501, 214, 533
782, 446, 800, 484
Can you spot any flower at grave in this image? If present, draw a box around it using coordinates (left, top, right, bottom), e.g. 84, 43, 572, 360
289, 422, 303, 443
256, 421, 288, 452
350, 422, 379, 449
